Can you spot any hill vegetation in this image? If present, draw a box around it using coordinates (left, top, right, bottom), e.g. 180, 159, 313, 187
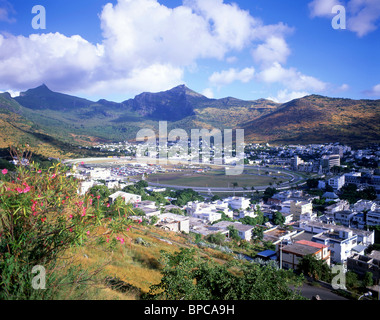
0, 85, 379, 159
244, 95, 380, 147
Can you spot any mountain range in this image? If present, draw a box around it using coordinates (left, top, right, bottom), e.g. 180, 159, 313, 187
0, 84, 379, 157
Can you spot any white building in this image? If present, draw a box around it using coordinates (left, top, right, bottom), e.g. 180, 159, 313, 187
156, 213, 190, 233
90, 168, 111, 180
324, 200, 350, 222
334, 210, 356, 227
212, 221, 254, 241
298, 220, 374, 264
290, 200, 313, 221
344, 172, 362, 185
328, 175, 345, 191
186, 200, 234, 223
352, 200, 376, 213
109, 191, 142, 205
238, 210, 258, 220
226, 197, 251, 210
79, 180, 96, 195
312, 229, 358, 264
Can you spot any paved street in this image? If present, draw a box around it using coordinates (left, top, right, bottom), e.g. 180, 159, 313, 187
296, 282, 349, 300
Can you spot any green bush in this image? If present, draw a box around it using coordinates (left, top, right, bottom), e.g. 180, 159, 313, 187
0, 149, 136, 299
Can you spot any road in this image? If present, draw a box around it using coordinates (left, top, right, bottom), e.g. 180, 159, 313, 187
296, 282, 349, 300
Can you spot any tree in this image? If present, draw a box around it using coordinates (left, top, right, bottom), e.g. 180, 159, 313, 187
297, 255, 332, 282
252, 226, 264, 241
345, 271, 360, 290
263, 187, 277, 201
88, 184, 111, 201
135, 180, 148, 190
169, 208, 186, 215
172, 189, 204, 207
272, 211, 285, 226
363, 272, 373, 287
227, 225, 240, 241
206, 232, 226, 246
145, 248, 305, 300
210, 195, 221, 201
150, 215, 158, 225
306, 178, 319, 189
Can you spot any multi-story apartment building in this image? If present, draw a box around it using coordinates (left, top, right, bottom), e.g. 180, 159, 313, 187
321, 154, 340, 172
226, 197, 251, 210
290, 200, 313, 221
298, 221, 375, 264
334, 210, 356, 227
279, 240, 330, 270
312, 229, 358, 264
328, 175, 345, 191
347, 251, 380, 285
366, 210, 380, 227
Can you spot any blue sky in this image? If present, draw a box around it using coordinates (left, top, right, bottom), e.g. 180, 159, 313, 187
0, 0, 379, 103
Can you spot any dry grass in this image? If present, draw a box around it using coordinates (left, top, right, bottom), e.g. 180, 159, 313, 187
63, 223, 193, 300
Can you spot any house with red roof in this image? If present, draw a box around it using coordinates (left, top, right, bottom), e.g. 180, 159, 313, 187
279, 240, 331, 270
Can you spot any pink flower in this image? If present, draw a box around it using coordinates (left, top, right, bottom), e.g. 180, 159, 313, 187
86, 231, 90, 235
23, 186, 31, 193
16, 187, 23, 193
37, 170, 42, 173
96, 195, 101, 199
89, 199, 93, 205
51, 174, 56, 179
120, 238, 125, 244
138, 218, 142, 224
1, 169, 8, 175
81, 207, 87, 217
81, 161, 84, 165
106, 203, 110, 208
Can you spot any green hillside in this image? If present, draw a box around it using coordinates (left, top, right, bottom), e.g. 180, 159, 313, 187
0, 85, 379, 158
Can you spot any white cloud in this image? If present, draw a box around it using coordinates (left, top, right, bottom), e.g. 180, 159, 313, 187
1, 0, 282, 96
209, 67, 255, 87
258, 62, 327, 92
309, 0, 380, 36
347, 0, 380, 37
0, 1, 16, 23
0, 0, 320, 100
226, 56, 238, 64
0, 33, 103, 91
338, 83, 350, 91
202, 88, 214, 98
0, 89, 20, 97
76, 63, 184, 98
252, 36, 291, 66
267, 89, 309, 103
309, 0, 342, 17
364, 83, 380, 96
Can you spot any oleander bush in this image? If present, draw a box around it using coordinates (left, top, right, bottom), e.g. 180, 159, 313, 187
0, 147, 136, 299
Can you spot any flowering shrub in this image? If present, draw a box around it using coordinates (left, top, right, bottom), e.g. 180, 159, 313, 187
0, 149, 135, 299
